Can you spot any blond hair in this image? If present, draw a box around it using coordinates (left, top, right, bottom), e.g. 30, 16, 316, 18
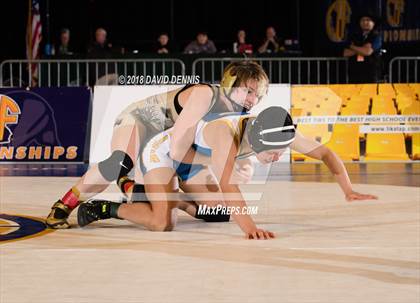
221, 61, 269, 97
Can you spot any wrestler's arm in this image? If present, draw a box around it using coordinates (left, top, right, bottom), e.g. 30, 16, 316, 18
169, 85, 213, 163
177, 144, 253, 181
290, 131, 378, 201
204, 122, 275, 239
230, 158, 254, 184
178, 147, 211, 165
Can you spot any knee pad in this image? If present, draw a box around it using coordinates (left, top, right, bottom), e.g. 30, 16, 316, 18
98, 150, 134, 182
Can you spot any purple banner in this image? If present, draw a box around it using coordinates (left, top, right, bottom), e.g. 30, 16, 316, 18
0, 87, 91, 162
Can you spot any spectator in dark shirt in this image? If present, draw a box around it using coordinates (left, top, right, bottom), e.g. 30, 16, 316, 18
88, 28, 113, 58
154, 33, 171, 54
233, 30, 253, 54
258, 26, 284, 54
184, 32, 217, 54
56, 28, 73, 55
87, 28, 117, 85
343, 14, 382, 83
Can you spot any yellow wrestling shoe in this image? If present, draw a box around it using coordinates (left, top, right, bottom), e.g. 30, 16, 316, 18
45, 200, 71, 229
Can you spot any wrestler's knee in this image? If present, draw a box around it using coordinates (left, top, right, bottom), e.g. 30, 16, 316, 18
149, 218, 175, 231
149, 212, 176, 231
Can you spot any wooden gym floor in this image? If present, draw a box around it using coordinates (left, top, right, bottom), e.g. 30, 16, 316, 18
0, 163, 419, 303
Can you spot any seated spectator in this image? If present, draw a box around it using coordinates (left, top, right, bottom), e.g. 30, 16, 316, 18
87, 28, 117, 85
154, 33, 171, 54
233, 30, 253, 54
343, 13, 382, 83
258, 26, 284, 54
56, 28, 73, 55
184, 32, 217, 54
88, 27, 113, 57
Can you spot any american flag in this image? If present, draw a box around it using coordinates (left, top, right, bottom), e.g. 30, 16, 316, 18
26, 0, 42, 84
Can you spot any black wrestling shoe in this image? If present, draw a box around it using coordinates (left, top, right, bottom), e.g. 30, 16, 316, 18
77, 200, 112, 227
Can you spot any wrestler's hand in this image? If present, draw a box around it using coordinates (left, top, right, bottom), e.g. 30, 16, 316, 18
245, 228, 275, 240
231, 160, 254, 184
345, 191, 378, 202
